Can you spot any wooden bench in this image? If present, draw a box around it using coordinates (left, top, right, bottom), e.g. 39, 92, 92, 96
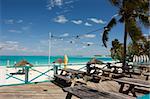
63, 85, 135, 99
114, 77, 150, 97
102, 68, 123, 78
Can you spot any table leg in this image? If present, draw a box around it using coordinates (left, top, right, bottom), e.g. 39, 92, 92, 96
60, 70, 64, 75
124, 84, 136, 97
109, 73, 113, 78
146, 75, 149, 80
130, 86, 136, 97
119, 83, 124, 93
66, 92, 72, 99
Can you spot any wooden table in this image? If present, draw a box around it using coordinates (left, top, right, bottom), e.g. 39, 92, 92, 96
63, 85, 135, 99
54, 69, 86, 87
139, 64, 150, 72
114, 77, 150, 97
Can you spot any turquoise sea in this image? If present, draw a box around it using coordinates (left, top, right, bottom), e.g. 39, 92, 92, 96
0, 56, 112, 66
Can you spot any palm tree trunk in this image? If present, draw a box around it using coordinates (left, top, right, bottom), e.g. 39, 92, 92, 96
122, 22, 128, 72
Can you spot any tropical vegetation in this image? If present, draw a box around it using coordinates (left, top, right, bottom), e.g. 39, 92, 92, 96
102, 0, 149, 71
110, 39, 124, 62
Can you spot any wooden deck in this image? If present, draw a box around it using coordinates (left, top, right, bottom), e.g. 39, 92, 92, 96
0, 80, 147, 99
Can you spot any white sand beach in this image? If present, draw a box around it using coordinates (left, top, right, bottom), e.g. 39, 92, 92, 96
0, 61, 123, 86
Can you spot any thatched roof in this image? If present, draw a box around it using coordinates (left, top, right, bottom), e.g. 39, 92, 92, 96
15, 60, 33, 67
89, 58, 103, 64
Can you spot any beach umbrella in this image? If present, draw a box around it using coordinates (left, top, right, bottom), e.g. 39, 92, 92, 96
15, 60, 33, 67
140, 55, 144, 63
64, 55, 68, 69
138, 56, 141, 63
55, 58, 63, 64
146, 55, 149, 62
133, 55, 136, 63
135, 55, 139, 63
89, 58, 103, 64
143, 55, 147, 63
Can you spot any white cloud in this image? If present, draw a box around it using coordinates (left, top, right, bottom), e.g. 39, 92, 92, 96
4, 19, 24, 24
8, 30, 22, 34
71, 20, 82, 24
0, 41, 45, 54
47, 0, 63, 10
65, 0, 74, 4
82, 46, 87, 48
81, 42, 94, 46
54, 0, 63, 6
0, 41, 20, 51
17, 20, 23, 23
86, 42, 94, 45
22, 26, 30, 30
83, 34, 96, 38
54, 15, 68, 23
84, 22, 92, 26
60, 33, 69, 37
88, 18, 106, 24
5, 41, 19, 44
4, 19, 14, 24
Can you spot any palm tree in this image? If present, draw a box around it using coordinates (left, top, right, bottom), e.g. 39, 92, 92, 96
110, 39, 124, 61
102, 0, 149, 71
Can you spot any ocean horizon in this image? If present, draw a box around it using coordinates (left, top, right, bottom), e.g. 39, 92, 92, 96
0, 55, 112, 66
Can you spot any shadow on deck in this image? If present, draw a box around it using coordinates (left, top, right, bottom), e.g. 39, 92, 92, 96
0, 80, 147, 99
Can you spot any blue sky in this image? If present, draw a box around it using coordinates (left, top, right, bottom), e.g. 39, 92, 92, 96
0, 0, 149, 56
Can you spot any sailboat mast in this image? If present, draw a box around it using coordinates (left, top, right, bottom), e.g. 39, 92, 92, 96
48, 32, 51, 65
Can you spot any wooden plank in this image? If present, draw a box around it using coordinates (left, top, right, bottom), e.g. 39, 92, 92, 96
114, 77, 150, 88
54, 74, 71, 82
102, 68, 112, 72
62, 68, 85, 74
63, 85, 135, 99
143, 72, 150, 76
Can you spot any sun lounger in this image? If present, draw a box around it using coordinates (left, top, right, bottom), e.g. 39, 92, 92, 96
10, 70, 25, 75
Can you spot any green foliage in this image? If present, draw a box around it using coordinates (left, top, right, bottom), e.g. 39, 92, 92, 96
102, 0, 149, 68
127, 38, 150, 62
111, 38, 150, 62
102, 0, 149, 47
110, 39, 124, 62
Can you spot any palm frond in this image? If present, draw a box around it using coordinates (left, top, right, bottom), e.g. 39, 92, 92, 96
138, 14, 150, 28
109, 0, 121, 7
127, 19, 145, 43
133, 0, 149, 13
102, 30, 109, 47
118, 16, 124, 23
107, 18, 117, 29
102, 18, 117, 47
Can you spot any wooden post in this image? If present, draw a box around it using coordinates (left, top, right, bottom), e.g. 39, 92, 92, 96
66, 93, 72, 99
53, 63, 58, 75
119, 83, 124, 93
55, 65, 58, 74
25, 66, 29, 84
